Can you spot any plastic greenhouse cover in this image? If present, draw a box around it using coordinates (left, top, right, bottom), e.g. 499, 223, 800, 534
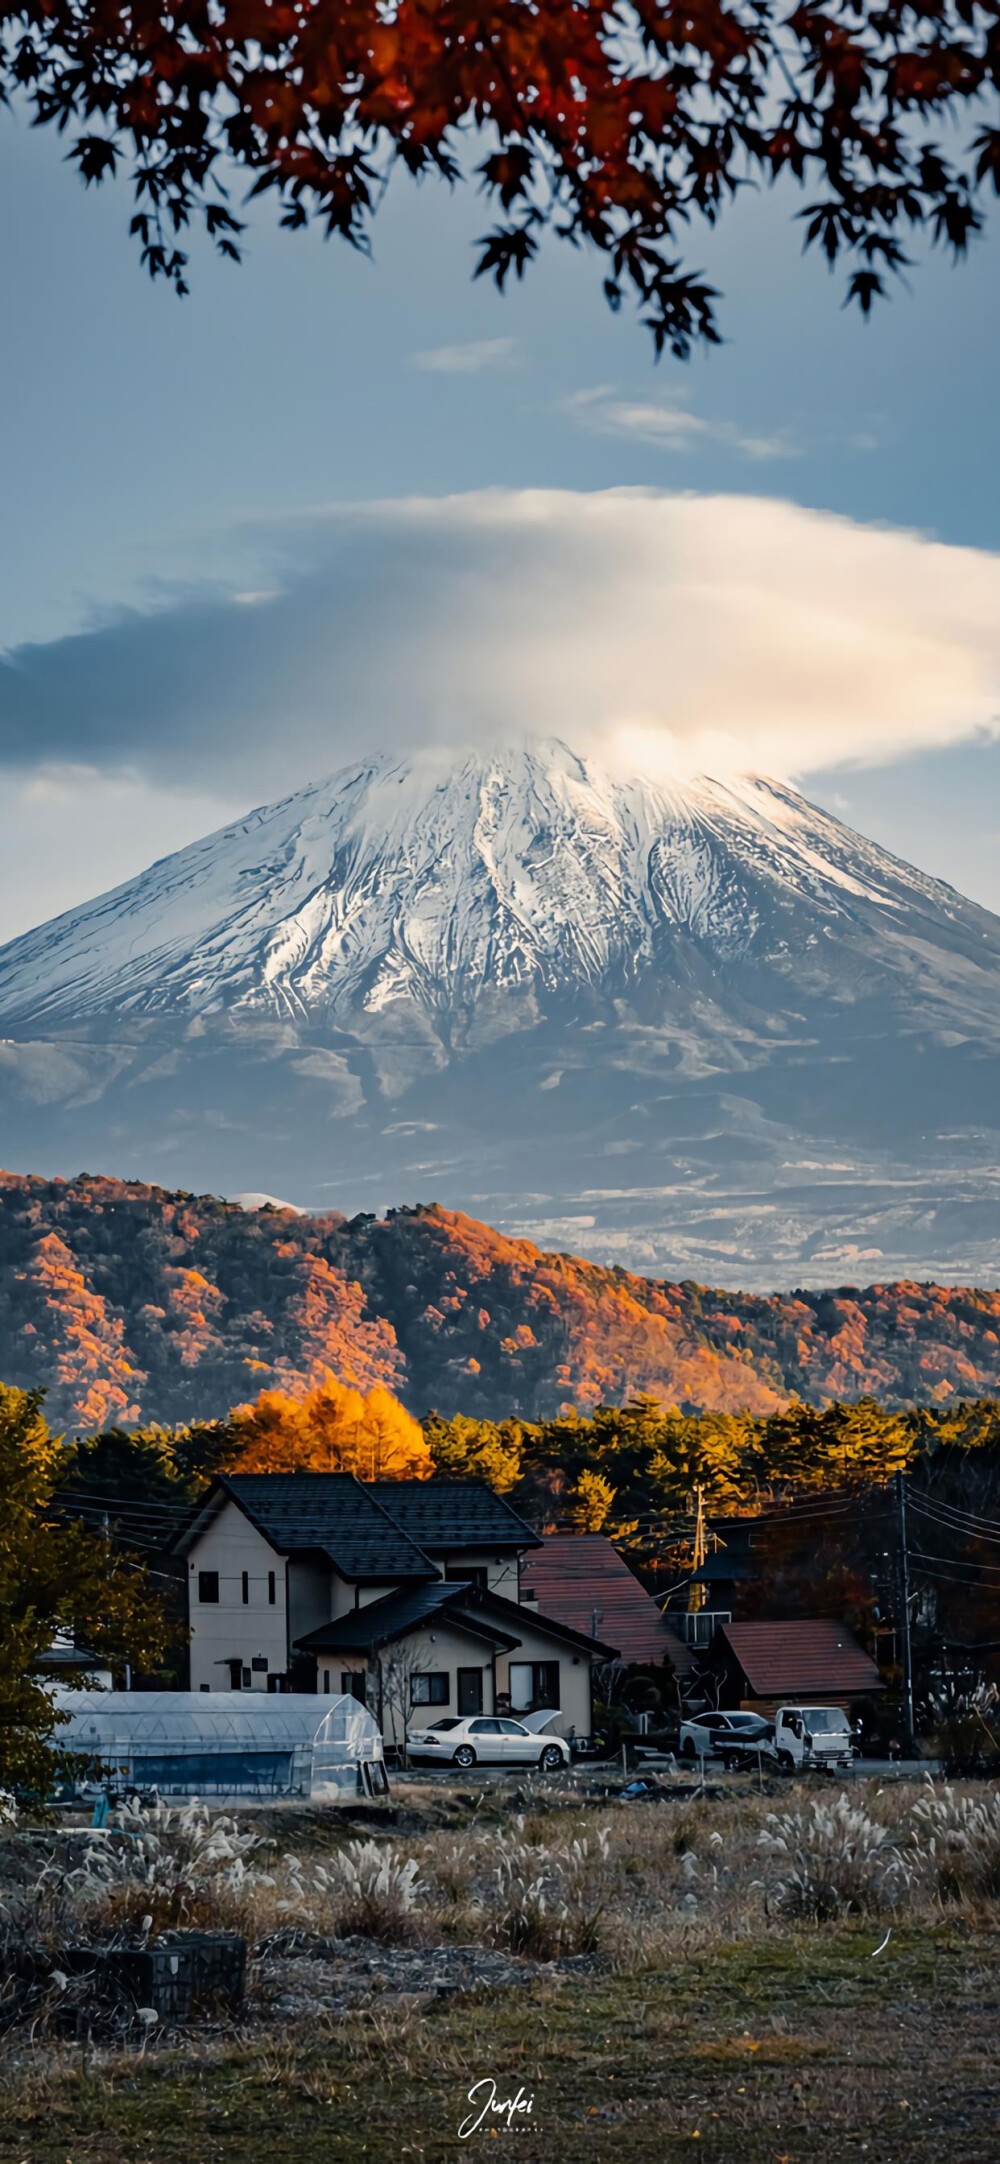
53, 1690, 384, 1761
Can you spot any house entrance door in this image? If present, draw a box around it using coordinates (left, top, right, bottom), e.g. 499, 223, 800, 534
457, 1668, 484, 1716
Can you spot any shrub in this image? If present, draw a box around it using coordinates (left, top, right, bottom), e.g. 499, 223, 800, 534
925, 1684, 1000, 1779
309, 1840, 426, 1944
912, 1784, 1000, 1901
56, 1799, 266, 1937
759, 1794, 910, 1921
487, 1830, 610, 1958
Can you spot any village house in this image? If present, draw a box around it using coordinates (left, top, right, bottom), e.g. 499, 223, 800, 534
173, 1474, 618, 1744
707, 1618, 886, 1714
519, 1532, 696, 1686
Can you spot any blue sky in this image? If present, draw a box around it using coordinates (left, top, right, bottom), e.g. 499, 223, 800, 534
1, 106, 999, 939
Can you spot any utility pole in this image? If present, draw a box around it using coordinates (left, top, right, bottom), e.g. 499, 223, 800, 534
896, 1470, 916, 1755
686, 1485, 708, 1644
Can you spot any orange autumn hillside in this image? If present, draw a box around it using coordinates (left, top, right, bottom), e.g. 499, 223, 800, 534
4, 1172, 1000, 1430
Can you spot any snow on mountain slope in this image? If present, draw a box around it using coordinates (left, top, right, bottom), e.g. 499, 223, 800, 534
5, 737, 1000, 1288
0, 737, 995, 1028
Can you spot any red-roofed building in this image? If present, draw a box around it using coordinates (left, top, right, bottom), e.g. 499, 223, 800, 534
713, 1618, 884, 1711
520, 1535, 695, 1679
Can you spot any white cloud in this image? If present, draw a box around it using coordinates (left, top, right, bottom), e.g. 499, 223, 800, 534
563, 387, 796, 461
2, 489, 999, 810
410, 338, 519, 375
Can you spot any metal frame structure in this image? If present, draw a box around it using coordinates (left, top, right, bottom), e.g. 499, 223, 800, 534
52, 1690, 386, 1801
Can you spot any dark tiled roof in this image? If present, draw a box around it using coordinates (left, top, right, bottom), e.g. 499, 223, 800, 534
719, 1619, 884, 1697
295, 1580, 521, 1656
295, 1579, 619, 1660
206, 1474, 434, 1581
692, 1552, 753, 1583
370, 1479, 540, 1551
468, 1584, 620, 1660
519, 1535, 694, 1674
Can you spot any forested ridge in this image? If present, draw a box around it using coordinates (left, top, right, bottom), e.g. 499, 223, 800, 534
4, 1170, 1000, 1431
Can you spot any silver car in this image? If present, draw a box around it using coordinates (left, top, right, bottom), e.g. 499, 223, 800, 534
679, 1710, 773, 1762
407, 1715, 570, 1771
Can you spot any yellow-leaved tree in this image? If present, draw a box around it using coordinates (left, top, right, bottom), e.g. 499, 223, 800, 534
568, 1469, 617, 1533
224, 1374, 432, 1482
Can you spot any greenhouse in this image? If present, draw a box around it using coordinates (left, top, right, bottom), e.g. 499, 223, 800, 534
52, 1691, 388, 1803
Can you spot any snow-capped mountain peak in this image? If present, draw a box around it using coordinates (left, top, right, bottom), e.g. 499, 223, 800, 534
0, 736, 971, 1028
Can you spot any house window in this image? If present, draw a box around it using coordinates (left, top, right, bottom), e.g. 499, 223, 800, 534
198, 1570, 219, 1604
228, 1659, 243, 1690
268, 1571, 276, 1606
341, 1672, 368, 1704
445, 1567, 488, 1589
251, 1657, 268, 1673
411, 1673, 449, 1706
242, 1571, 250, 1605
510, 1661, 560, 1713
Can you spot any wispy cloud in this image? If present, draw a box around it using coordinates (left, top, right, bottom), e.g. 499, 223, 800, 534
563, 385, 796, 461
410, 337, 519, 376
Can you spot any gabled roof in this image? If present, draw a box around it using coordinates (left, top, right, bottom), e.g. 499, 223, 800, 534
294, 1580, 522, 1657
718, 1619, 884, 1697
519, 1534, 695, 1675
294, 1579, 620, 1661
370, 1478, 540, 1552
175, 1472, 541, 1582
174, 1473, 433, 1582
470, 1583, 620, 1660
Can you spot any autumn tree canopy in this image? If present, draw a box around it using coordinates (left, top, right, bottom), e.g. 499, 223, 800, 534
225, 1373, 433, 1478
2, 1, 998, 351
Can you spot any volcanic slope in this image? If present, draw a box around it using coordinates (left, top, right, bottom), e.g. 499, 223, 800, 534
1, 740, 999, 1283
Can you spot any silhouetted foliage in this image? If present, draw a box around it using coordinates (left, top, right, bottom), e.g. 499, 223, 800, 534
2, 0, 998, 348
0, 1385, 169, 1791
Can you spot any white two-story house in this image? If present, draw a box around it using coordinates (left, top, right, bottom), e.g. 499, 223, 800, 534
173, 1473, 618, 1744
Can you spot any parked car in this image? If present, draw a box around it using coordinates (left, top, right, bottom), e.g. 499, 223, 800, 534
406, 1714, 570, 1771
679, 1711, 774, 1764
771, 1704, 856, 1773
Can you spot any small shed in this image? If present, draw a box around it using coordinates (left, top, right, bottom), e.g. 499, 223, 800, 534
53, 1691, 386, 1802
712, 1619, 885, 1712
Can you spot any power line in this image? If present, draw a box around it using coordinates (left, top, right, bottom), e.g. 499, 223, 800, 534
56, 1485, 197, 1518
909, 1488, 1000, 1537
909, 1548, 1000, 1580
908, 1499, 1000, 1550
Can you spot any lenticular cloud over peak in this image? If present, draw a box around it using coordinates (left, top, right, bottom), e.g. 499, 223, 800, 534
1, 489, 999, 804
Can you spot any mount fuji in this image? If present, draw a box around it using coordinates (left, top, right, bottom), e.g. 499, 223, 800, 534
2, 737, 1000, 1287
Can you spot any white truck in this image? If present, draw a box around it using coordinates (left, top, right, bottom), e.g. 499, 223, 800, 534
712, 1704, 857, 1774
772, 1705, 856, 1773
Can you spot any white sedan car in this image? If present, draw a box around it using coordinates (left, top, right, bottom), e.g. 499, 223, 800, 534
406, 1715, 570, 1771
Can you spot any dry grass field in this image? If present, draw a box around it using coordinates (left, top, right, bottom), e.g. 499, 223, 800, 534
2, 1777, 998, 2161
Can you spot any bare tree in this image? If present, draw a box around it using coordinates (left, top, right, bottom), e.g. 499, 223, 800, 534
367, 1639, 426, 1765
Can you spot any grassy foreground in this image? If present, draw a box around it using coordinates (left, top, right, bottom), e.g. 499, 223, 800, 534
2, 1922, 998, 2163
